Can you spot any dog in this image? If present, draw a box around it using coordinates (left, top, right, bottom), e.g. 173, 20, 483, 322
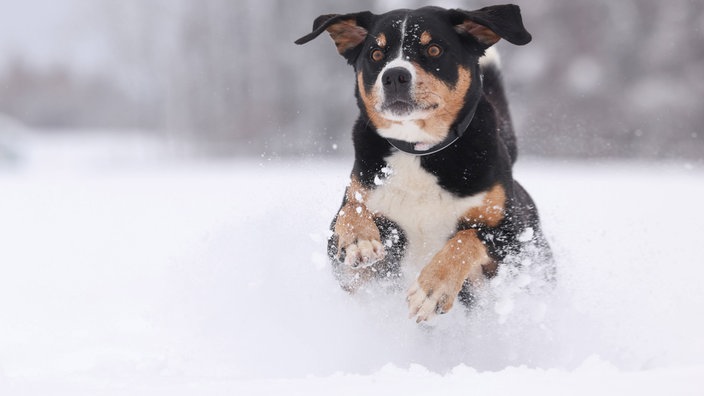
296, 4, 553, 323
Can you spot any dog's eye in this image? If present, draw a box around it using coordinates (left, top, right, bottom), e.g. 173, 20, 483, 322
370, 49, 385, 62
427, 44, 443, 58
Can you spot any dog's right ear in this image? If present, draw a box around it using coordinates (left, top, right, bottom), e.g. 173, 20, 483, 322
295, 12, 374, 63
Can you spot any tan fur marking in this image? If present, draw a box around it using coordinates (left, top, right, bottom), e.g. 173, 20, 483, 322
416, 229, 491, 313
358, 65, 471, 143
463, 184, 506, 227
333, 177, 380, 251
455, 21, 501, 46
326, 20, 368, 54
357, 72, 393, 130
420, 31, 432, 45
376, 33, 387, 48
358, 64, 471, 140
412, 65, 472, 141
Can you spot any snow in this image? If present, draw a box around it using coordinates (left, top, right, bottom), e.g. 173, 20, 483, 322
1, 135, 704, 394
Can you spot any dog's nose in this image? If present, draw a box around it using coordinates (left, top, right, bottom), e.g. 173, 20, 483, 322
382, 67, 412, 94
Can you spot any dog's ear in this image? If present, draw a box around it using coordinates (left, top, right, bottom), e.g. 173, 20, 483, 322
448, 4, 531, 47
295, 12, 374, 62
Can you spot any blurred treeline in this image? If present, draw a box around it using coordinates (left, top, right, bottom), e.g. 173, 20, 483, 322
0, 0, 702, 159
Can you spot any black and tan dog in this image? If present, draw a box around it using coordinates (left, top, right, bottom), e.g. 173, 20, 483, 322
296, 4, 552, 322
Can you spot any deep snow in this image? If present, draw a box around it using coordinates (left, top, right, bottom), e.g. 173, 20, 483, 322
1, 135, 703, 394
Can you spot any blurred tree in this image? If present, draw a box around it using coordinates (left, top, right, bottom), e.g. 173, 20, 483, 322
0, 0, 701, 160
507, 0, 704, 159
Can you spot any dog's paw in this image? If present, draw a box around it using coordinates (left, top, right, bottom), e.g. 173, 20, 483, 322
343, 239, 386, 268
407, 278, 457, 323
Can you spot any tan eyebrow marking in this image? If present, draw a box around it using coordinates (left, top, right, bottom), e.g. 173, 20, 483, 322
376, 33, 387, 48
420, 31, 432, 45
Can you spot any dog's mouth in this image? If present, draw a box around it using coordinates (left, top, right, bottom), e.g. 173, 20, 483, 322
380, 101, 439, 120
382, 100, 414, 117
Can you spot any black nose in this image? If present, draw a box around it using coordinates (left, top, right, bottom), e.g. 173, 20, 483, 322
382, 67, 412, 94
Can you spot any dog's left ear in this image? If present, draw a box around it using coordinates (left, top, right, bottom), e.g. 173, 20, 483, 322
448, 4, 531, 47
295, 12, 374, 62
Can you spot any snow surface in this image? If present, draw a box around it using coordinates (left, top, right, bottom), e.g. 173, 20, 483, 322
1, 136, 704, 394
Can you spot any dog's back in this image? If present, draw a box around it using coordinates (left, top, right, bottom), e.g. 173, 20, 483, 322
481, 48, 518, 164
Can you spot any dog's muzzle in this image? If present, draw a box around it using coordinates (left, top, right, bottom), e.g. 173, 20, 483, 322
381, 67, 414, 116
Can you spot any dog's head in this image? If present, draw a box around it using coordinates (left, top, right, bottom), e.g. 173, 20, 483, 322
296, 5, 531, 152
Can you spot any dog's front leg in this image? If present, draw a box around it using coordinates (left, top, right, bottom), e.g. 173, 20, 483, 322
329, 177, 386, 290
407, 229, 490, 322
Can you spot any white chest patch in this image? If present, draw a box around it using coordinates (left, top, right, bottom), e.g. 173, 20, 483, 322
366, 152, 486, 279
376, 121, 439, 145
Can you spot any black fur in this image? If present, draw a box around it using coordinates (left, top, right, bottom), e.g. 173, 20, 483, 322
297, 4, 553, 305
